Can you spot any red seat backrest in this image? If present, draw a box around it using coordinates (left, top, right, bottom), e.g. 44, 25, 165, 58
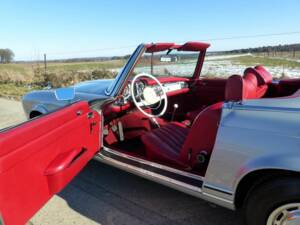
245, 66, 273, 98
225, 73, 258, 101
253, 65, 273, 85
225, 65, 273, 101
180, 102, 223, 167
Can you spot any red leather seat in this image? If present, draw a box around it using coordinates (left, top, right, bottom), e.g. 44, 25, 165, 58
186, 66, 273, 121
243, 66, 273, 98
225, 73, 258, 101
225, 66, 272, 101
141, 102, 223, 170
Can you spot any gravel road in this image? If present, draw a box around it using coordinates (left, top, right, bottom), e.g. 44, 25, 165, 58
0, 98, 26, 129
0, 98, 242, 225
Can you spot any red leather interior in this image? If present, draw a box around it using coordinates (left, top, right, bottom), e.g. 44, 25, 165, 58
225, 74, 256, 101
225, 66, 273, 102
141, 122, 190, 167
176, 42, 210, 51
144, 76, 189, 85
145, 42, 210, 53
184, 78, 226, 121
142, 102, 223, 172
180, 102, 223, 169
278, 78, 300, 97
254, 65, 273, 85
0, 102, 101, 225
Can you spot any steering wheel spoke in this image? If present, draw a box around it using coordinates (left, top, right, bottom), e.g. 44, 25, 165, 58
136, 101, 146, 107
131, 73, 168, 118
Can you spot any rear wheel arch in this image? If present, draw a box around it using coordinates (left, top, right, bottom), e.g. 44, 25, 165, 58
234, 169, 300, 209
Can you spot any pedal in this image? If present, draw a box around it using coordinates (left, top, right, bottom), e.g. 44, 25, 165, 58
118, 121, 124, 141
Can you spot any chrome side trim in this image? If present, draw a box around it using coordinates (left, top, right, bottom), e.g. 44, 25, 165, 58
95, 149, 202, 193
95, 147, 235, 210
202, 192, 234, 205
102, 147, 202, 180
203, 184, 233, 196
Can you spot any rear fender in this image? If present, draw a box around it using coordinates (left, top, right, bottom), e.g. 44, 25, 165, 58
234, 153, 300, 191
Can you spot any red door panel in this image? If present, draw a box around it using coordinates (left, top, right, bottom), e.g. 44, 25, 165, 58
0, 101, 101, 225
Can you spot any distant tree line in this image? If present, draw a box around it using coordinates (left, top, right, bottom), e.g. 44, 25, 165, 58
0, 49, 14, 63
227, 43, 300, 54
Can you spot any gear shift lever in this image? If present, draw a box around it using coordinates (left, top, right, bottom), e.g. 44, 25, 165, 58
171, 103, 179, 121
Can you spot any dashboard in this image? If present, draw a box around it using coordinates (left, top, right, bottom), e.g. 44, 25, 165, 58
103, 77, 190, 117
123, 78, 189, 101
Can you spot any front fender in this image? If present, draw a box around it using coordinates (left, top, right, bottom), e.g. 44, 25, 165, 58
30, 104, 49, 116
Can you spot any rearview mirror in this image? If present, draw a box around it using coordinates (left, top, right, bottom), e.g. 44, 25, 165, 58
55, 87, 75, 101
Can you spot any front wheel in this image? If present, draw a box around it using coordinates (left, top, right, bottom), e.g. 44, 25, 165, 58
243, 177, 300, 225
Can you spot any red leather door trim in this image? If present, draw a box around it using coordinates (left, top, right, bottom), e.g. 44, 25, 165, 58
0, 101, 101, 225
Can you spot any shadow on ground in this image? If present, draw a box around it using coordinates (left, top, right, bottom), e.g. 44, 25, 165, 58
58, 160, 243, 225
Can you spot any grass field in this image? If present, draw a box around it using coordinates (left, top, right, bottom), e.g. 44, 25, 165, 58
0, 59, 124, 83
46, 59, 125, 72
255, 51, 300, 60
0, 83, 41, 100
229, 55, 300, 68
1, 54, 300, 99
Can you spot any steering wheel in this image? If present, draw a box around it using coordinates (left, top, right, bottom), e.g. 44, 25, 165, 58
130, 73, 168, 118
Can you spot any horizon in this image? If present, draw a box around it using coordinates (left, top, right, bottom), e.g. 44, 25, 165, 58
1, 0, 300, 61
13, 41, 300, 63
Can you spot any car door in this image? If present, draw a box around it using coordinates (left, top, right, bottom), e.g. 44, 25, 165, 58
0, 101, 101, 225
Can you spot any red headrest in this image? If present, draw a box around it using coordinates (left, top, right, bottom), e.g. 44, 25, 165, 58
254, 65, 273, 84
225, 74, 258, 101
244, 66, 273, 85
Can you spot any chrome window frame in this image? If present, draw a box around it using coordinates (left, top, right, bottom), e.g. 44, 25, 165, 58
105, 44, 146, 97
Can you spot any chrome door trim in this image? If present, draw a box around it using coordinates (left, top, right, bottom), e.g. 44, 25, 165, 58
203, 184, 233, 196
95, 147, 235, 210
95, 147, 203, 193
101, 147, 203, 180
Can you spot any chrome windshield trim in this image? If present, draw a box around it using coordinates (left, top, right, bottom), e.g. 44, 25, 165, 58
105, 44, 146, 97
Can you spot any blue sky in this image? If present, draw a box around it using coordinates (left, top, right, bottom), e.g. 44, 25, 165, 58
1, 0, 300, 60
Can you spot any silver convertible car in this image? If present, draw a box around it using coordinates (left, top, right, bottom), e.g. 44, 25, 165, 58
1, 42, 300, 225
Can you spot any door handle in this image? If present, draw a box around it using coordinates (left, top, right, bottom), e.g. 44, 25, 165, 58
44, 148, 86, 176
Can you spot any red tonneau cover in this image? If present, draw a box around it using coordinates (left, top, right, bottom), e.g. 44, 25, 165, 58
145, 41, 210, 53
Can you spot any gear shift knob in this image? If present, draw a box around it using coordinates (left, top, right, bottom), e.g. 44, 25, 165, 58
171, 104, 179, 121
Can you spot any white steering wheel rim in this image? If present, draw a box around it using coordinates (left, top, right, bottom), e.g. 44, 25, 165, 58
131, 73, 168, 118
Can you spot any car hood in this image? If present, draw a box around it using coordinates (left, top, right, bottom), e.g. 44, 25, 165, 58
22, 79, 114, 117
74, 79, 113, 96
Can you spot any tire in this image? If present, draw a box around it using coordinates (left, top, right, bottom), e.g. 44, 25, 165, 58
243, 176, 300, 225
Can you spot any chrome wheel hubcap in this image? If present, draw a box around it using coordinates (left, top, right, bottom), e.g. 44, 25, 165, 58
267, 203, 300, 225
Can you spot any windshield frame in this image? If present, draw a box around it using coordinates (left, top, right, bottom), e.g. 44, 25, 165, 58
105, 44, 146, 97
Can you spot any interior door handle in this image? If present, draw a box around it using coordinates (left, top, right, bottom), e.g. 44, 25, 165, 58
44, 148, 86, 176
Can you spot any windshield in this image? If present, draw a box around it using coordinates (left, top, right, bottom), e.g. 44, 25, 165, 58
133, 50, 199, 77
105, 44, 144, 95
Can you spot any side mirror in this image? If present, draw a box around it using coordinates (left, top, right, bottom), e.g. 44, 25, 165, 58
55, 87, 75, 101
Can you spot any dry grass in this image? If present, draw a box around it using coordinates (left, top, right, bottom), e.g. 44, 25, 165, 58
0, 83, 41, 100
228, 55, 300, 68
0, 59, 123, 84
0, 60, 122, 99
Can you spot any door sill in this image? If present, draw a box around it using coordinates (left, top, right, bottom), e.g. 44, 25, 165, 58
95, 147, 204, 195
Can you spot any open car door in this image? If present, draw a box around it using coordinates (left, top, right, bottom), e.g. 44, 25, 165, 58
0, 101, 101, 225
